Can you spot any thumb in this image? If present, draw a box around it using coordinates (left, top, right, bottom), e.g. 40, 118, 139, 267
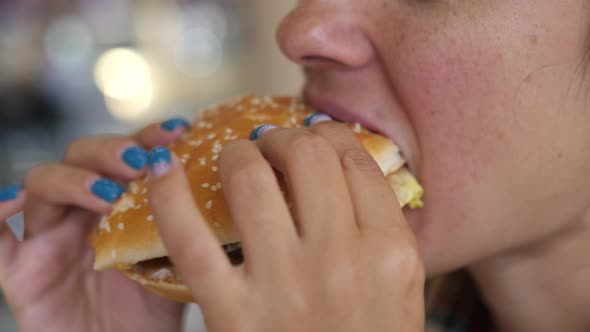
147, 146, 238, 307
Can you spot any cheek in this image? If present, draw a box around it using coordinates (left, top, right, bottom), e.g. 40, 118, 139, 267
402, 37, 511, 196
394, 35, 522, 262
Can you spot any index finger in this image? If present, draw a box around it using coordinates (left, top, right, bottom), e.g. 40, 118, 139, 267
147, 147, 239, 309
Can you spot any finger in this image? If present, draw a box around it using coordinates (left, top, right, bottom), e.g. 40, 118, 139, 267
218, 139, 298, 275
132, 118, 191, 149
253, 125, 357, 245
65, 136, 149, 181
23, 163, 125, 235
0, 185, 25, 219
147, 146, 239, 308
0, 185, 26, 240
307, 118, 405, 231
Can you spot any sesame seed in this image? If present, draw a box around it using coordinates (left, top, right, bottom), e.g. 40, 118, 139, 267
182, 153, 190, 159
201, 183, 210, 188
216, 182, 222, 189
290, 116, 297, 124
251, 98, 261, 105
225, 128, 233, 133
205, 200, 213, 209
141, 187, 147, 194
118, 223, 125, 230
207, 133, 216, 140
181, 159, 187, 164
206, 123, 213, 129
212, 154, 218, 161
129, 182, 139, 194
199, 157, 206, 166
214, 222, 221, 227
212, 166, 218, 172
211, 186, 217, 192
353, 123, 362, 133
189, 139, 203, 147
147, 215, 154, 222
197, 121, 206, 128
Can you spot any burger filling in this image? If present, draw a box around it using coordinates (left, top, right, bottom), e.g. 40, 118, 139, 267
133, 242, 244, 282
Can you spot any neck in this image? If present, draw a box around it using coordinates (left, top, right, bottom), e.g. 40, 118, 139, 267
469, 212, 590, 332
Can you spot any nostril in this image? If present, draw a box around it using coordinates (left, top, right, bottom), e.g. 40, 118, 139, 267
300, 55, 345, 69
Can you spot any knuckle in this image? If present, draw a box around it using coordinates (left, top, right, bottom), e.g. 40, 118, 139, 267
341, 147, 382, 175
226, 159, 272, 192
377, 244, 424, 282
172, 241, 217, 274
23, 163, 55, 190
64, 139, 84, 162
311, 120, 348, 135
289, 132, 333, 159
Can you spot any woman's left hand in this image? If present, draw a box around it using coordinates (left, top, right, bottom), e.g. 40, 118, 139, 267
148, 120, 425, 332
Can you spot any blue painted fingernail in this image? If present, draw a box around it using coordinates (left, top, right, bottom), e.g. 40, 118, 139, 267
91, 178, 125, 203
0, 184, 23, 201
122, 146, 149, 170
304, 112, 333, 126
250, 124, 278, 140
149, 145, 172, 176
161, 118, 190, 131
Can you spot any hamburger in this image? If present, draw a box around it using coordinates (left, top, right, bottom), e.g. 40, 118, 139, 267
92, 95, 424, 302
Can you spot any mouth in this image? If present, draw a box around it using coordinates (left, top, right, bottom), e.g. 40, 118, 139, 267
302, 89, 414, 172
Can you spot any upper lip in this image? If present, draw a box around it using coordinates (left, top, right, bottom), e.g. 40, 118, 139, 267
303, 90, 382, 134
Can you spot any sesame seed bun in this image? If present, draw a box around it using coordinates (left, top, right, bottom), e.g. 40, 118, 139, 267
91, 95, 423, 302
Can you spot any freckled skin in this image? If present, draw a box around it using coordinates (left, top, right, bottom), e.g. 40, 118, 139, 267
278, 0, 590, 274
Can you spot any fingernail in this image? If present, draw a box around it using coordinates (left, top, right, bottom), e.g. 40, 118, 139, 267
304, 112, 333, 126
0, 184, 23, 201
161, 118, 190, 131
122, 145, 149, 170
91, 178, 125, 203
250, 124, 278, 140
149, 145, 172, 177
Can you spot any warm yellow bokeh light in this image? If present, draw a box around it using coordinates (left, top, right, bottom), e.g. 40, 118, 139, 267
94, 48, 154, 121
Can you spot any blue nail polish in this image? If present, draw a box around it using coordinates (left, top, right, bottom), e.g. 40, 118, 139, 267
304, 112, 333, 126
91, 178, 125, 203
161, 118, 190, 131
149, 145, 172, 175
122, 146, 149, 170
250, 124, 278, 140
0, 184, 23, 201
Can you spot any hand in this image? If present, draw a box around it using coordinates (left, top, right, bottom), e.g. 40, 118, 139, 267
148, 120, 425, 331
0, 118, 191, 332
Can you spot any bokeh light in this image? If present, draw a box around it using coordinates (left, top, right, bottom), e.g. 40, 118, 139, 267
94, 48, 154, 121
44, 15, 94, 71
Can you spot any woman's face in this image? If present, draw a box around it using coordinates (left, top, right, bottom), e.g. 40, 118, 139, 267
278, 0, 590, 275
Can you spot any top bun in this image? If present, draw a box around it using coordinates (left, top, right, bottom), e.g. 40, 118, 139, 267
92, 95, 422, 272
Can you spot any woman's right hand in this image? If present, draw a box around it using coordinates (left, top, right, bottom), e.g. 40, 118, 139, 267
0, 119, 191, 332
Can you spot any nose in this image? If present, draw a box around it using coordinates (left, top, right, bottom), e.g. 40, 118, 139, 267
277, 6, 374, 70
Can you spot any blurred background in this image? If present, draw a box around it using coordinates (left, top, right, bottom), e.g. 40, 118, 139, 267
0, 0, 301, 330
